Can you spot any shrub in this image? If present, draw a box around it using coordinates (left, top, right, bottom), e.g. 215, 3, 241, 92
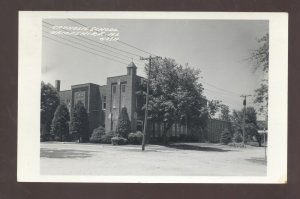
220, 128, 231, 144
233, 132, 243, 143
128, 131, 143, 144
89, 126, 106, 143
116, 107, 131, 138
111, 135, 127, 145
70, 101, 89, 142
51, 104, 70, 141
99, 131, 115, 144
40, 133, 54, 142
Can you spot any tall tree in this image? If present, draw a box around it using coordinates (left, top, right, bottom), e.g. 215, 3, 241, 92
41, 81, 60, 136
231, 106, 262, 146
146, 58, 208, 143
207, 100, 221, 118
219, 104, 230, 121
51, 103, 70, 141
250, 33, 269, 118
116, 107, 131, 138
70, 101, 89, 142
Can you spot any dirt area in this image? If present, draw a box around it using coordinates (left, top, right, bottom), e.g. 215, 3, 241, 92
40, 142, 267, 176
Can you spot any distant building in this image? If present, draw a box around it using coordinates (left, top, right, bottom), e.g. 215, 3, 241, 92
56, 62, 229, 142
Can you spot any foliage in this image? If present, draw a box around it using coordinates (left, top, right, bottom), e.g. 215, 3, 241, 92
40, 134, 54, 142
249, 33, 269, 117
89, 126, 106, 143
145, 58, 208, 144
99, 131, 115, 144
70, 101, 89, 142
207, 100, 221, 118
128, 131, 143, 145
51, 104, 70, 141
219, 104, 230, 122
220, 128, 231, 144
41, 81, 60, 135
111, 135, 127, 145
233, 132, 243, 143
116, 107, 131, 138
250, 33, 269, 73
231, 106, 262, 146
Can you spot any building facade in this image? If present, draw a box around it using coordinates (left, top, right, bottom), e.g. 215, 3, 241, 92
56, 62, 229, 142
57, 62, 145, 134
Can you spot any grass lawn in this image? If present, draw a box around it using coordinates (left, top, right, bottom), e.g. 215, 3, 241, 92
40, 142, 267, 176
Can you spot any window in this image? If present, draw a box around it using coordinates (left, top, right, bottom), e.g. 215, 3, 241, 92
103, 96, 106, 110
121, 94, 125, 107
112, 95, 116, 108
122, 84, 126, 92
112, 85, 116, 94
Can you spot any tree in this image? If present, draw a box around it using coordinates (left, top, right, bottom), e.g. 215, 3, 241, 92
231, 106, 262, 146
89, 126, 106, 143
51, 104, 70, 141
70, 101, 89, 142
116, 107, 131, 138
146, 58, 208, 143
219, 104, 230, 121
41, 81, 60, 136
220, 128, 231, 144
249, 33, 269, 118
207, 100, 221, 118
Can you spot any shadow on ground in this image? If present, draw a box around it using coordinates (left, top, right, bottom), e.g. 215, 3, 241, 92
166, 143, 231, 152
40, 148, 93, 158
246, 157, 267, 165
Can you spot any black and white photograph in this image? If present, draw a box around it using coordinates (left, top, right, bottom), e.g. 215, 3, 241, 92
18, 12, 288, 183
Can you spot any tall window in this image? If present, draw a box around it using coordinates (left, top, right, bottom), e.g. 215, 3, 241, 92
112, 84, 117, 109
112, 85, 116, 94
122, 84, 126, 92
122, 95, 125, 107
103, 96, 106, 110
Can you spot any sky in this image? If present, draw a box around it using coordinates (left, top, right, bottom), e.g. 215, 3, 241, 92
42, 19, 268, 118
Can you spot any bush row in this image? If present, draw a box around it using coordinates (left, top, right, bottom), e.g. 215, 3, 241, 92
89, 126, 143, 145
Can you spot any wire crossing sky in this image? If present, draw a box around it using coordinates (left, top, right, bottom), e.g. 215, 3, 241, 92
42, 19, 268, 116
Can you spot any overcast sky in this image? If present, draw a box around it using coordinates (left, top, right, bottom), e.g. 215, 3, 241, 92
42, 19, 268, 117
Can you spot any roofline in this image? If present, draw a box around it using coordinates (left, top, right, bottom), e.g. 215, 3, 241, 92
59, 90, 71, 93
71, 83, 100, 88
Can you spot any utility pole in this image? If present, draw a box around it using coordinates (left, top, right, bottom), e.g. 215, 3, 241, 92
240, 94, 251, 146
140, 55, 161, 151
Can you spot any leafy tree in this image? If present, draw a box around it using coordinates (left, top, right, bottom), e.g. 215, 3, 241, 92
207, 100, 221, 118
146, 58, 208, 143
250, 33, 269, 117
70, 101, 89, 142
51, 104, 70, 141
116, 107, 131, 138
231, 106, 262, 146
220, 128, 231, 144
41, 81, 60, 136
219, 104, 230, 121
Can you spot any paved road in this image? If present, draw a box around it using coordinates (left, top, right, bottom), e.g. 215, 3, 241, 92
40, 142, 267, 176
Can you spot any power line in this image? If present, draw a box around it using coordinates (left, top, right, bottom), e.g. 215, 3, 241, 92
66, 19, 156, 56
43, 23, 143, 63
43, 34, 129, 65
43, 30, 131, 63
43, 20, 143, 58
203, 87, 240, 98
117, 40, 155, 56
200, 79, 240, 96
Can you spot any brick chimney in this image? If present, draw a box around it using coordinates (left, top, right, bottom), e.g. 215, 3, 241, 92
55, 80, 60, 92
